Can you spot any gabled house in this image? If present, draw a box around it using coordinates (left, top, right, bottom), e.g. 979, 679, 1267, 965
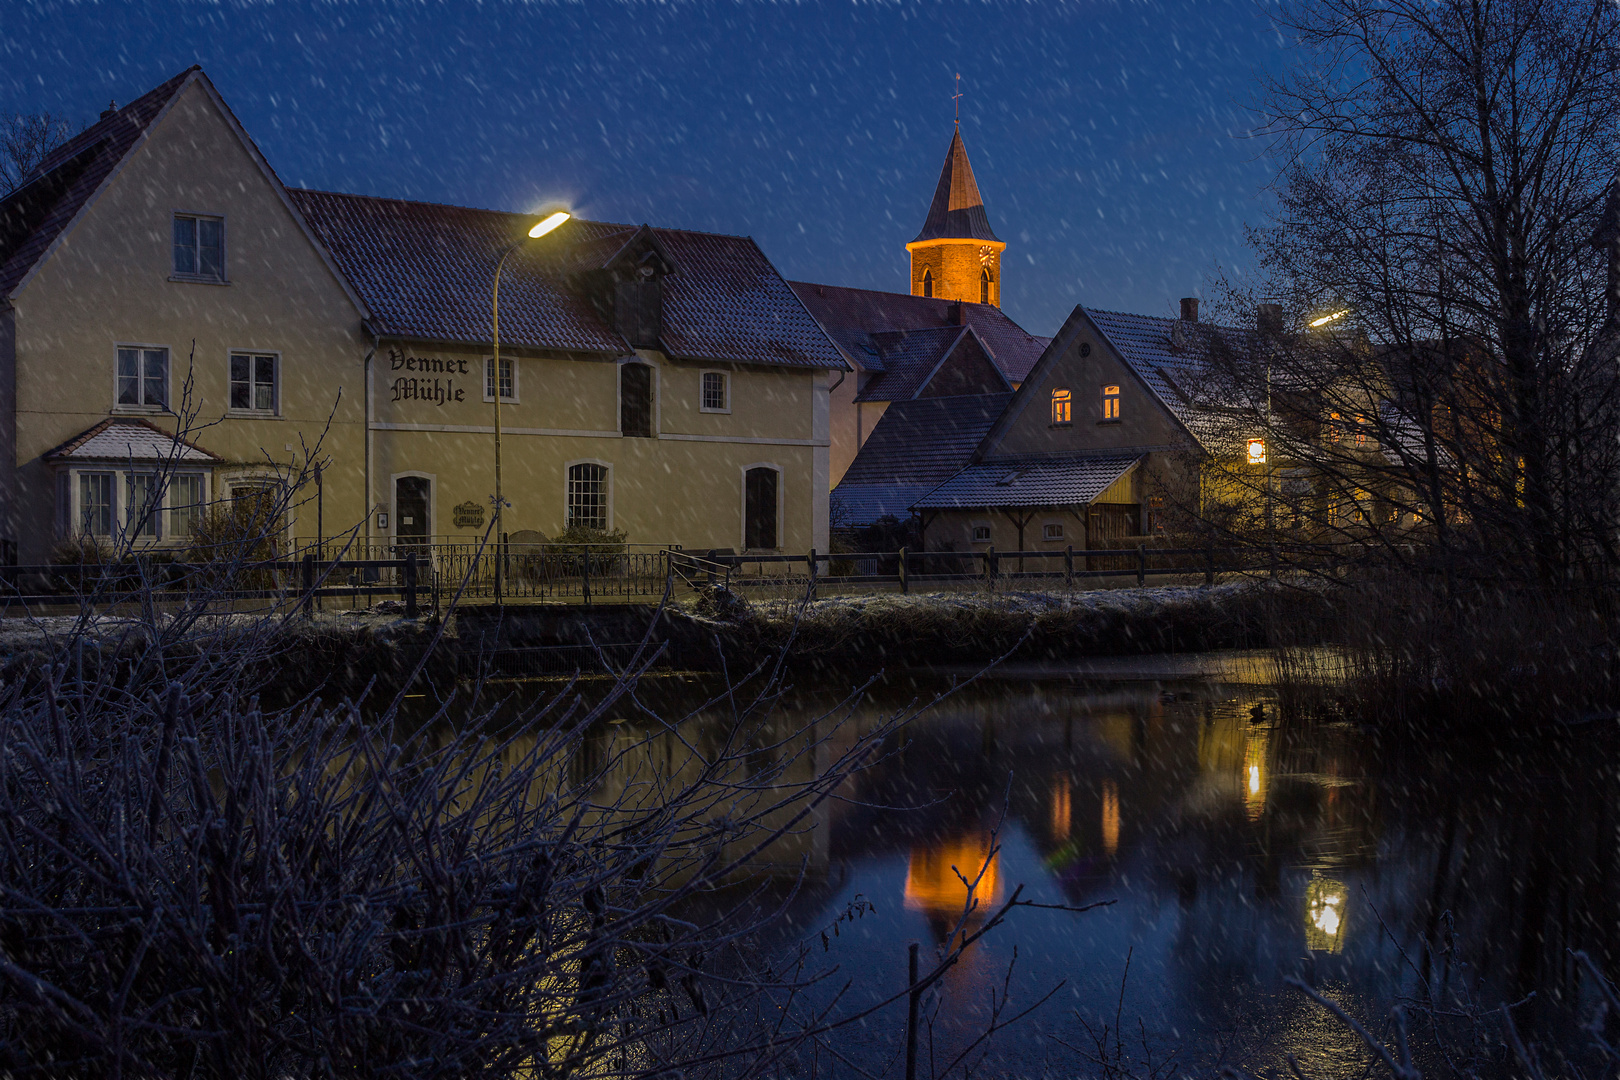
0, 66, 846, 564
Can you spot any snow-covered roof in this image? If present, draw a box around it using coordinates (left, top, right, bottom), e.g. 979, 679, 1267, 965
45, 418, 221, 463
832, 393, 1012, 527
914, 453, 1142, 510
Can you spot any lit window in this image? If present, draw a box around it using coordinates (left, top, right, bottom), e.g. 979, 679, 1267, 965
980, 269, 990, 304
172, 214, 224, 280
972, 524, 991, 542
566, 463, 609, 531
1042, 522, 1064, 541
1327, 412, 1340, 443
1248, 438, 1266, 464
230, 353, 277, 413
701, 371, 729, 412
1355, 415, 1368, 446
1102, 385, 1121, 421
485, 356, 516, 401
78, 473, 113, 536
116, 347, 168, 409
1051, 387, 1072, 425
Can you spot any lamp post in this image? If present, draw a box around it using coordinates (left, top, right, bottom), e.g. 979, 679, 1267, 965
490, 209, 570, 602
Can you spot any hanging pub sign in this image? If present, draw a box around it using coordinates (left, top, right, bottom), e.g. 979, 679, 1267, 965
453, 501, 485, 529
389, 347, 470, 405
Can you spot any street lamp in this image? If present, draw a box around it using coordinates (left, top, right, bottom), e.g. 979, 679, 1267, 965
491, 208, 570, 602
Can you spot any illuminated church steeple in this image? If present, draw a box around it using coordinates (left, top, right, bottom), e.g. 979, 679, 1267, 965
906, 126, 1005, 307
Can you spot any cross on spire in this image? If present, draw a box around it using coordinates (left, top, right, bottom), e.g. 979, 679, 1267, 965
953, 73, 962, 127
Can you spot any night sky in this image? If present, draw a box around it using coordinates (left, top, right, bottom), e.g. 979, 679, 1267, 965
2, 1, 1293, 336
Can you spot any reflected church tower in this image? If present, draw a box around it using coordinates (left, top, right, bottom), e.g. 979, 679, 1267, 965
906, 125, 1006, 306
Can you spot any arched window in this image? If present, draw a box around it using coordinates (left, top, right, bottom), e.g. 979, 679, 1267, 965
980, 269, 991, 304
566, 463, 610, 531
1051, 387, 1072, 425
921, 269, 933, 298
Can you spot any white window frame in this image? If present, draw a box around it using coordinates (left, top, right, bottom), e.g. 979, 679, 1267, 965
700, 369, 731, 414
1042, 521, 1065, 541
113, 343, 172, 413
483, 356, 520, 403
390, 471, 436, 540
170, 210, 228, 284
563, 459, 614, 532
739, 461, 784, 553
56, 466, 211, 544
227, 349, 281, 415
221, 472, 292, 550
970, 521, 993, 544
616, 356, 660, 437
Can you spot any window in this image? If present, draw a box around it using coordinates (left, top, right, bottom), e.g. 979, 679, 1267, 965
971, 524, 992, 543
116, 347, 168, 409
169, 474, 204, 538
1327, 412, 1341, 443
701, 371, 729, 412
980, 270, 991, 304
78, 473, 113, 536
484, 356, 516, 401
1051, 387, 1072, 425
1042, 522, 1064, 541
620, 362, 653, 437
1355, 415, 1368, 447
230, 353, 277, 412
125, 474, 159, 538
172, 214, 223, 280
567, 463, 609, 530
922, 269, 933, 298
744, 466, 779, 550
1102, 385, 1121, 421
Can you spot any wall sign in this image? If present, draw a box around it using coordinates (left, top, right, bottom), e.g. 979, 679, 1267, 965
453, 501, 485, 529
389, 347, 469, 405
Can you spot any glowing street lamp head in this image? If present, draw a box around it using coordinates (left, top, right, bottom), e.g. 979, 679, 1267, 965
1309, 309, 1350, 328
529, 210, 571, 238
1247, 438, 1267, 465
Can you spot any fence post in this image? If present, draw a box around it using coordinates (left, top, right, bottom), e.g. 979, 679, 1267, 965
1064, 544, 1074, 588
905, 941, 921, 1080
808, 548, 817, 602
301, 553, 315, 616
582, 545, 592, 606
899, 546, 909, 595
1205, 535, 1215, 586
986, 546, 998, 590
404, 551, 418, 618
1136, 543, 1147, 587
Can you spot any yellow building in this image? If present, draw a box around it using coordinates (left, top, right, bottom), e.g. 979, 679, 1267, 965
0, 67, 845, 564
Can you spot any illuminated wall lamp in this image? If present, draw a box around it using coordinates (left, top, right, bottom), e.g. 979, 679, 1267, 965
1247, 438, 1267, 465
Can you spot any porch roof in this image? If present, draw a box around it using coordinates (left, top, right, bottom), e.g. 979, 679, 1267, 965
913, 453, 1142, 510
44, 418, 221, 464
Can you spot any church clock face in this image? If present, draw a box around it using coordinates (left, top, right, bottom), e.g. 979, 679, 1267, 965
978, 245, 995, 266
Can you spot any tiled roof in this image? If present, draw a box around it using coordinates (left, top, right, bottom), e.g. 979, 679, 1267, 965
789, 281, 1047, 383
44, 418, 222, 463
914, 453, 1142, 510
1, 67, 197, 298
832, 392, 1011, 526
289, 189, 845, 369
912, 129, 1000, 244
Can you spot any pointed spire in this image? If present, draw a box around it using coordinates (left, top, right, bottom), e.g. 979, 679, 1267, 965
912, 129, 1000, 244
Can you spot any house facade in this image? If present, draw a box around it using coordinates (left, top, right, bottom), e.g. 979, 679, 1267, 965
0, 67, 843, 564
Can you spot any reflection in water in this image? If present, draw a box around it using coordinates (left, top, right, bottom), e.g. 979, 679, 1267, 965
1243, 724, 1269, 821
1304, 874, 1349, 953
903, 833, 1000, 919
1050, 775, 1071, 842
1100, 779, 1120, 856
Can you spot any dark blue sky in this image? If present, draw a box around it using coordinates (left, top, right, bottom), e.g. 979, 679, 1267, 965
2, 1, 1292, 335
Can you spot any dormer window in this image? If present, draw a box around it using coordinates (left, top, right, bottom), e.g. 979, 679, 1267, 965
922, 269, 933, 298
1051, 387, 1072, 425
1102, 385, 1120, 421
172, 213, 224, 281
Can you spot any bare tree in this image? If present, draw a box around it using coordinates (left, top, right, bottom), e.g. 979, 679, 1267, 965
1, 112, 72, 195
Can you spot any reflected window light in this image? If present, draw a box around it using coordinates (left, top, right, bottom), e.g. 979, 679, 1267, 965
1305, 875, 1349, 952
904, 833, 999, 916
1100, 779, 1120, 856
1051, 775, 1072, 842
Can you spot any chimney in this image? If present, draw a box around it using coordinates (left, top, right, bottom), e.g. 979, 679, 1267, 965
99, 100, 118, 119
949, 301, 965, 326
1180, 297, 1199, 323
1257, 302, 1284, 336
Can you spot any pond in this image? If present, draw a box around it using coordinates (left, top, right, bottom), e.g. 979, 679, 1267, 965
427, 652, 1620, 1076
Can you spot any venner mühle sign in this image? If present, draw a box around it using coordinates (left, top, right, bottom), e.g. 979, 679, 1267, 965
388, 348, 476, 405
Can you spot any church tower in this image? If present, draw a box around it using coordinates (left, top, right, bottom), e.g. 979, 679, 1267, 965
906, 127, 1006, 307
